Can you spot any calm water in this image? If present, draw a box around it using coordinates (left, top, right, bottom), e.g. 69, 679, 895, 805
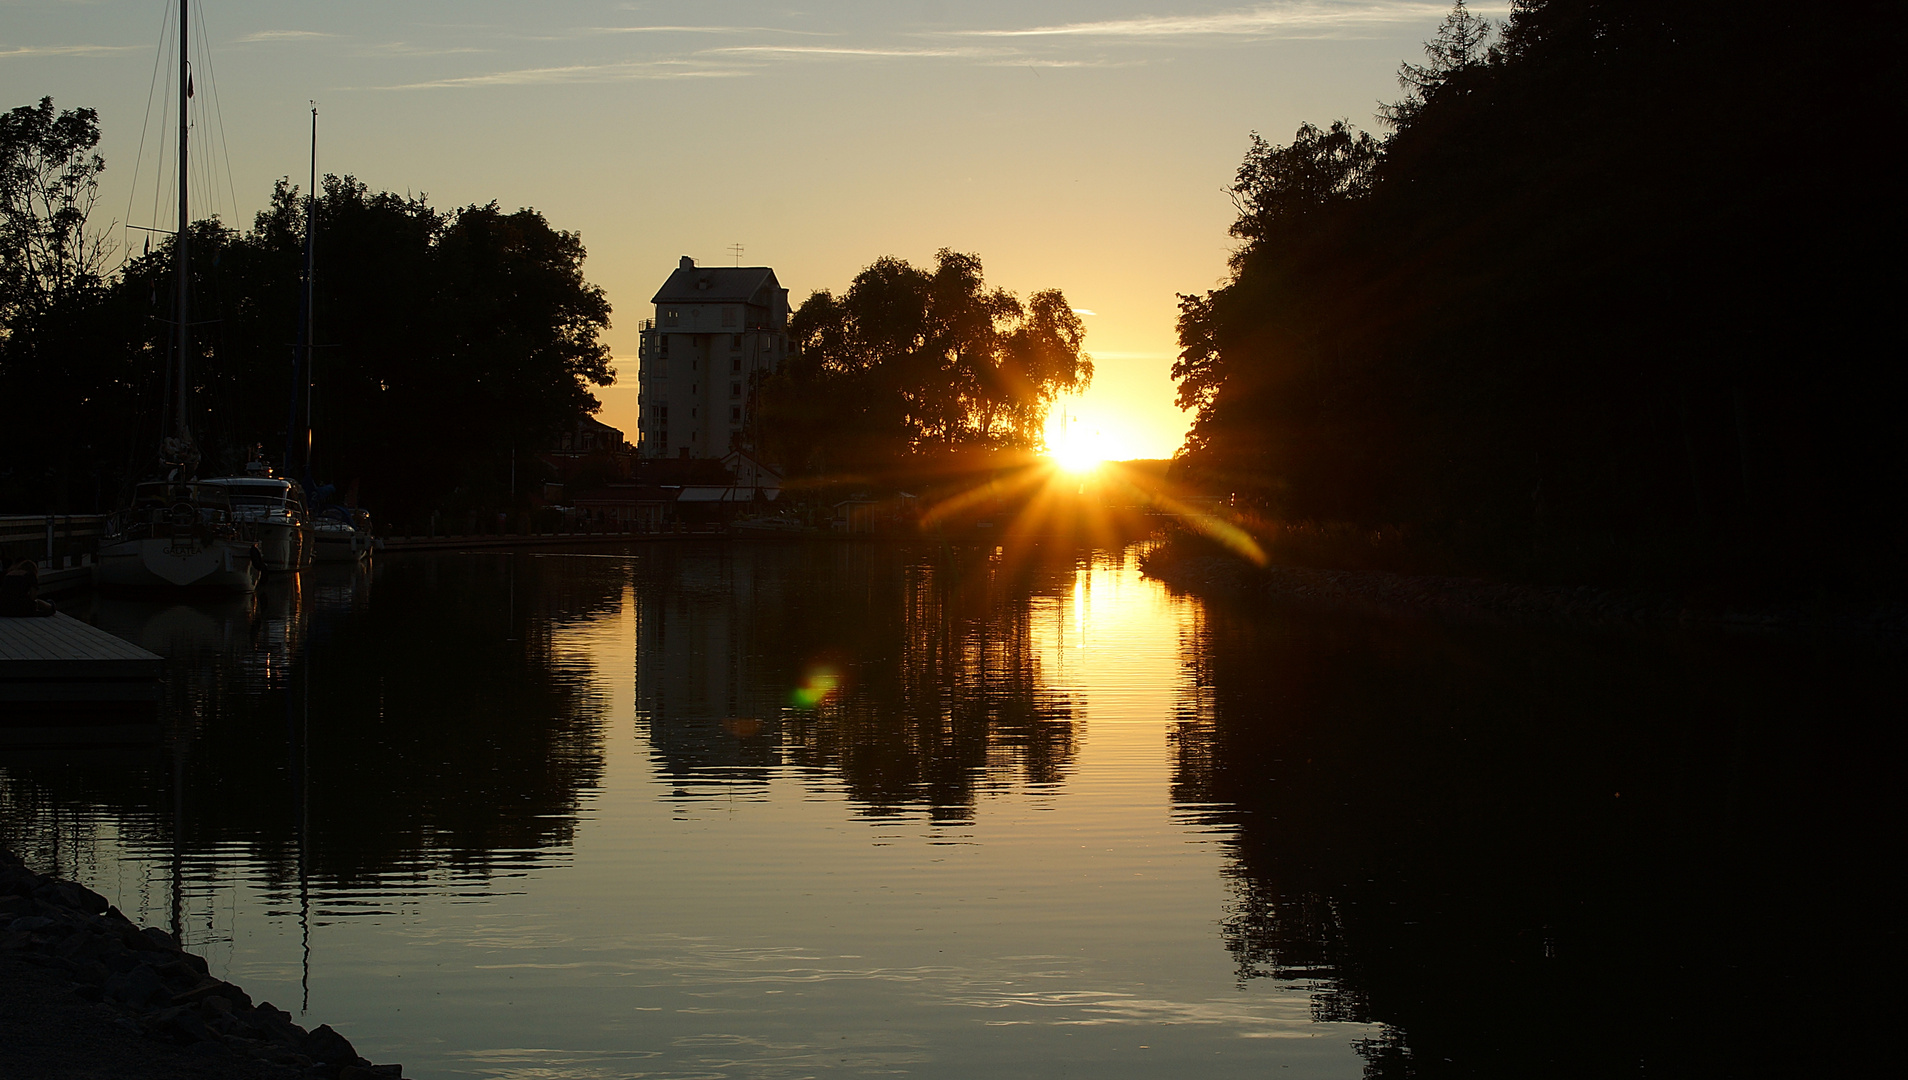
1, 542, 1896, 1078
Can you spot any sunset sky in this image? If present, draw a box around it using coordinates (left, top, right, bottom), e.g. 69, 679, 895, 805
4, 1, 1480, 460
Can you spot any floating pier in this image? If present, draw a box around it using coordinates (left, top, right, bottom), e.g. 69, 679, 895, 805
0, 614, 163, 742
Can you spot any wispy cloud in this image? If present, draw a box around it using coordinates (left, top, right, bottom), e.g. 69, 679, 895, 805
959, 2, 1455, 39
704, 44, 988, 60
379, 60, 746, 90
976, 57, 1150, 70
360, 42, 495, 58
235, 30, 338, 44
0, 43, 143, 59
582, 25, 823, 37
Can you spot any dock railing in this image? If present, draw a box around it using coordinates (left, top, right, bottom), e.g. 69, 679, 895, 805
0, 514, 106, 571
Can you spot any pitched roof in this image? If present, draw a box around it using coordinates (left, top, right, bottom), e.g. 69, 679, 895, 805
650, 257, 782, 306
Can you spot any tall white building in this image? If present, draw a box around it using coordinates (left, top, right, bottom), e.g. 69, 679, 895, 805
635, 256, 791, 460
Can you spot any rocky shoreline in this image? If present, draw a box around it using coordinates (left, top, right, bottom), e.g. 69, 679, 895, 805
1138, 544, 1908, 638
0, 848, 402, 1080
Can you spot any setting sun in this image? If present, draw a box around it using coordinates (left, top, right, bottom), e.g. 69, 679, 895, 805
1045, 409, 1114, 473
1051, 441, 1106, 474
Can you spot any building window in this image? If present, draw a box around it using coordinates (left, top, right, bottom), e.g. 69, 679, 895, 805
664, 309, 679, 327
730, 382, 741, 398
659, 406, 668, 421
732, 356, 741, 372
730, 406, 742, 423
731, 334, 742, 350
722, 307, 737, 327
659, 336, 669, 357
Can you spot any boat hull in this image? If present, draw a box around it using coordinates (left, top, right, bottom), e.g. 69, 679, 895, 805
251, 519, 310, 571
95, 535, 261, 593
312, 524, 371, 563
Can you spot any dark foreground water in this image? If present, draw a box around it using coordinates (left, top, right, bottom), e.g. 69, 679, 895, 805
1, 542, 1897, 1079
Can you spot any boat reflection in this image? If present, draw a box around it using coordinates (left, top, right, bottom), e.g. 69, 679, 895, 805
3, 554, 606, 889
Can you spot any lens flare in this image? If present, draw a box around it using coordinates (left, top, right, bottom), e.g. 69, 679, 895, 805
790, 664, 842, 708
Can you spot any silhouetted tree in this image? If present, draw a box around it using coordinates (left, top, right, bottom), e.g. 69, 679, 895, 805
1378, 0, 1496, 129
1173, 0, 1908, 595
756, 249, 1090, 477
0, 97, 111, 328
1, 158, 613, 519
0, 97, 125, 512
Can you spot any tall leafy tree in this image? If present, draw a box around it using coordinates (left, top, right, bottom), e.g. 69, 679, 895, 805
1174, 0, 1908, 593
757, 249, 1090, 478
2, 147, 615, 519
0, 98, 124, 511
0, 97, 111, 330
1378, 0, 1497, 130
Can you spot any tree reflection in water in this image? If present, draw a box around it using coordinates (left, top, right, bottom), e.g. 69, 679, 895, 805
1169, 601, 1900, 1078
633, 542, 1079, 823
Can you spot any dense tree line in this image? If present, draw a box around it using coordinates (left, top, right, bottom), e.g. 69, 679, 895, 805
755, 249, 1091, 481
0, 101, 611, 522
1176, 0, 1906, 593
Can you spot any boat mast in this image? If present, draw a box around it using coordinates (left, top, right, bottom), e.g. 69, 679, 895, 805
303, 104, 316, 486
172, 0, 192, 467
287, 104, 316, 480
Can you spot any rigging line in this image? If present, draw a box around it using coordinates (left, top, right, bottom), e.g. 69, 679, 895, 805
189, 54, 217, 223
121, 0, 173, 271
148, 7, 174, 254
193, 0, 241, 222
194, 99, 220, 224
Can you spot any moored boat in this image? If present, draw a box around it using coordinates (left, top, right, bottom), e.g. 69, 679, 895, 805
95, 0, 263, 595
312, 506, 375, 563
199, 475, 312, 572
95, 482, 263, 592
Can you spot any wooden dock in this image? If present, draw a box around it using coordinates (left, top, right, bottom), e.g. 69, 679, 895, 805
0, 614, 163, 742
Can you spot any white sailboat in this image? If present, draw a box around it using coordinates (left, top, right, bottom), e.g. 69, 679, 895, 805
95, 0, 262, 594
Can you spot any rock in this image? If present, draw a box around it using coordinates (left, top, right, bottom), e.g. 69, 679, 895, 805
3, 847, 398, 1077
302, 1024, 359, 1065
141, 1004, 215, 1045
140, 926, 180, 951
36, 879, 110, 914
251, 1002, 308, 1042
197, 994, 234, 1018
173, 978, 250, 1010
106, 962, 167, 1008
69, 958, 110, 986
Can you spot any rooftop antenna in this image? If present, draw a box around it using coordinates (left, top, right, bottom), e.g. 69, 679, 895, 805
728, 242, 744, 267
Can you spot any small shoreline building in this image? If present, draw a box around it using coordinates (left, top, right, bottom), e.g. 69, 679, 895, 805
636, 257, 790, 460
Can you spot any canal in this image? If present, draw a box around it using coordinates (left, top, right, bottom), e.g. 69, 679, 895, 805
0, 541, 1894, 1078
